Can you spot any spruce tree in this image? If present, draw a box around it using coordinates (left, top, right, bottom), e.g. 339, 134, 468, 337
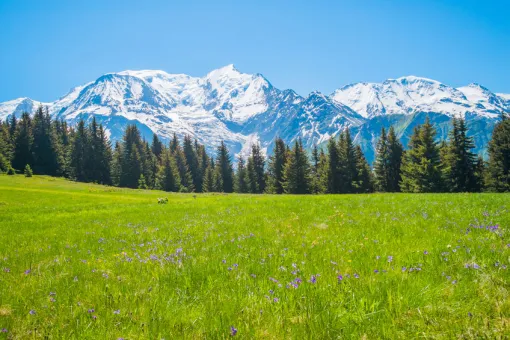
327, 137, 341, 193
235, 155, 249, 193
215, 141, 234, 193
172, 141, 194, 192
119, 125, 144, 188
485, 115, 510, 192
69, 120, 89, 181
442, 118, 479, 192
387, 127, 404, 192
353, 145, 374, 193
202, 158, 216, 192
374, 127, 390, 191
282, 139, 312, 194
338, 128, 357, 193
151, 134, 164, 162
24, 164, 33, 177
111, 141, 122, 186
400, 118, 442, 192
249, 143, 266, 193
156, 151, 181, 192
12, 112, 34, 171
32, 106, 62, 175
266, 138, 287, 194
183, 135, 201, 192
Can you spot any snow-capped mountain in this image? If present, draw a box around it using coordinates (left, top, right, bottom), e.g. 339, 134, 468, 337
0, 66, 507, 163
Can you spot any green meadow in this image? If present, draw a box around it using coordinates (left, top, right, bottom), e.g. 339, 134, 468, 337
0, 175, 508, 339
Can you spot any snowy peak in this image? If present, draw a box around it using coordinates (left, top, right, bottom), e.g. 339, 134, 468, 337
332, 76, 504, 119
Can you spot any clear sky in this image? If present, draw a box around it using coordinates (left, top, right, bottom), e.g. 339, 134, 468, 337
1, 0, 509, 102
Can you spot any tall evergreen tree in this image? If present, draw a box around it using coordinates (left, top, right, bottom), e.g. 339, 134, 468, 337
353, 145, 374, 193
387, 127, 404, 192
12, 112, 34, 171
32, 106, 62, 175
310, 144, 325, 194
119, 125, 144, 188
183, 135, 202, 192
266, 138, 287, 194
151, 134, 164, 162
215, 141, 234, 193
249, 143, 266, 193
400, 118, 442, 192
374, 127, 390, 191
282, 139, 312, 194
172, 140, 193, 192
69, 119, 89, 181
327, 137, 341, 193
485, 114, 510, 192
202, 158, 216, 192
156, 150, 181, 192
338, 128, 357, 193
442, 118, 479, 192
235, 155, 249, 193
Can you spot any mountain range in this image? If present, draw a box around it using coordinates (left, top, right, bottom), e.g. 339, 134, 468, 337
1, 65, 508, 163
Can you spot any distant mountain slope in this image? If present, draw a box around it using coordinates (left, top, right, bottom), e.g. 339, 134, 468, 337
1, 66, 507, 163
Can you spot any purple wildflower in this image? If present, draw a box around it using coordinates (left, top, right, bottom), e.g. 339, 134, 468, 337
230, 326, 238, 336
1, 328, 7, 333
233, 263, 238, 268
222, 259, 226, 264
387, 256, 393, 263
92, 315, 97, 320
402, 266, 407, 272
273, 297, 279, 303
269, 277, 278, 283
88, 308, 95, 313
24, 269, 31, 275
29, 309, 36, 315
309, 275, 317, 284
473, 263, 480, 269
228, 267, 232, 271
3, 268, 10, 273
374, 269, 379, 273
424, 250, 429, 255
113, 309, 120, 315
337, 274, 343, 282
353, 273, 359, 279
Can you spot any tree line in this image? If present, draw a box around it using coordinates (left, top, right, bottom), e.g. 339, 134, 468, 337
1, 107, 509, 193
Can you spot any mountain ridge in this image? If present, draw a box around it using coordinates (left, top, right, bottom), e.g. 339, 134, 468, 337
1, 66, 508, 163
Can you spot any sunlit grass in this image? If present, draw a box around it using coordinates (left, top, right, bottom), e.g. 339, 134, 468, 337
0, 175, 509, 339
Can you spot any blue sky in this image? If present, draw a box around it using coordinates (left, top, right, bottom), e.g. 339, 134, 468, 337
0, 0, 509, 102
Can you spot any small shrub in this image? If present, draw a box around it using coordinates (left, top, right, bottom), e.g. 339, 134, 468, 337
157, 197, 168, 204
24, 164, 33, 177
7, 167, 15, 175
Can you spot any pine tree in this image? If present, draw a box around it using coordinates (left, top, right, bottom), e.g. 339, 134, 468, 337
310, 144, 324, 194
400, 118, 442, 192
202, 158, 215, 192
138, 174, 148, 189
183, 135, 201, 192
387, 127, 404, 192
97, 124, 112, 184
172, 141, 194, 192
374, 127, 390, 191
485, 115, 510, 192
338, 128, 357, 193
266, 138, 287, 194
111, 141, 122, 186
353, 145, 374, 193
246, 156, 258, 193
235, 155, 249, 193
327, 137, 341, 193
12, 112, 34, 171
315, 148, 329, 194
249, 143, 266, 193
151, 134, 164, 162
32, 106, 62, 175
442, 118, 479, 192
169, 133, 179, 153
69, 120, 89, 182
119, 125, 144, 188
282, 139, 312, 194
215, 141, 234, 193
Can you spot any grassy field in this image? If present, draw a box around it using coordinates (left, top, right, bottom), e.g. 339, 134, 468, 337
0, 175, 509, 339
